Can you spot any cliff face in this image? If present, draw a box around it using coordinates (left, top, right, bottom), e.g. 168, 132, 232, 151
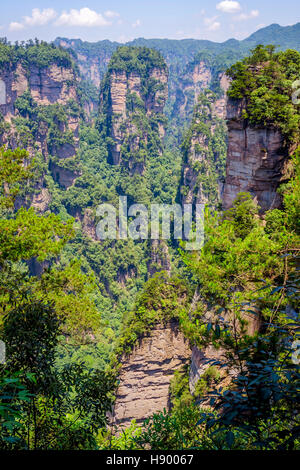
173, 61, 212, 119
180, 83, 229, 208
223, 98, 292, 212
0, 55, 81, 205
98, 51, 168, 173
55, 38, 118, 88
112, 322, 191, 427
0, 62, 79, 158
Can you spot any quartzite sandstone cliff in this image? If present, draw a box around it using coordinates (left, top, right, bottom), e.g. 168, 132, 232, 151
223, 97, 293, 212
0, 58, 81, 209
99, 63, 168, 172
112, 322, 191, 427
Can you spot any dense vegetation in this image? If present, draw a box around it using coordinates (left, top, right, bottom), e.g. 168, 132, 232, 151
180, 89, 227, 207
107, 46, 167, 74
105, 149, 300, 450
103, 46, 300, 451
0, 38, 74, 69
227, 46, 300, 144
0, 38, 299, 451
0, 148, 114, 449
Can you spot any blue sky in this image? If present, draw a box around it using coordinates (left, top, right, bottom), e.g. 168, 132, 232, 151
1, 1, 299, 43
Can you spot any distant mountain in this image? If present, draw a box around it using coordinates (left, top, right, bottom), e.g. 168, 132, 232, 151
55, 22, 300, 70
243, 22, 300, 50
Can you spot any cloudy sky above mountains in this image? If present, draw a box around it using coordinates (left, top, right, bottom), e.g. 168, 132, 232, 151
1, 0, 299, 43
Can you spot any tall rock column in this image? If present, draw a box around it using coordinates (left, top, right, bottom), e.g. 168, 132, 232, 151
222, 98, 292, 212
97, 46, 168, 175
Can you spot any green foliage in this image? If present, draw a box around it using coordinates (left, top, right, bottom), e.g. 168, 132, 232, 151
223, 192, 259, 239
0, 372, 33, 448
194, 366, 221, 399
0, 39, 73, 68
0, 147, 33, 208
180, 90, 227, 207
2, 296, 113, 449
227, 45, 300, 144
0, 147, 115, 449
0, 207, 73, 265
134, 406, 203, 450
108, 46, 167, 74
109, 272, 190, 368
175, 153, 300, 450
97, 421, 142, 450
169, 365, 194, 413
280, 148, 300, 234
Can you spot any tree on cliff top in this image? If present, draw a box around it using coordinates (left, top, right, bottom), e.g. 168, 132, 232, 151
108, 46, 167, 74
227, 45, 300, 144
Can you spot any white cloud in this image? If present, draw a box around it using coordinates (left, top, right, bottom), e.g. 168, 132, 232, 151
204, 16, 221, 31
9, 8, 57, 31
216, 1, 241, 13
104, 11, 120, 19
132, 19, 141, 28
56, 8, 110, 27
23, 8, 57, 26
209, 21, 221, 31
235, 10, 259, 21
9, 22, 24, 31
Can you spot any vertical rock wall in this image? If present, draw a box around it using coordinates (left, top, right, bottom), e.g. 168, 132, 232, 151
112, 322, 191, 427
98, 56, 168, 172
223, 98, 292, 212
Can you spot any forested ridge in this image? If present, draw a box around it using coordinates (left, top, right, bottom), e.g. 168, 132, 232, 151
0, 35, 299, 451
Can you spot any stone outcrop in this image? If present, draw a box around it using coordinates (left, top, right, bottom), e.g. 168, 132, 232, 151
0, 60, 80, 161
49, 161, 79, 189
212, 73, 231, 119
112, 322, 191, 427
174, 61, 212, 119
31, 188, 51, 213
0, 62, 79, 128
82, 208, 97, 240
29, 64, 78, 106
0, 55, 82, 207
223, 97, 293, 212
0, 64, 28, 120
98, 54, 168, 172
55, 38, 116, 88
181, 89, 228, 207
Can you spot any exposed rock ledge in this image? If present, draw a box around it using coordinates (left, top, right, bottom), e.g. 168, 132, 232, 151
112, 321, 191, 428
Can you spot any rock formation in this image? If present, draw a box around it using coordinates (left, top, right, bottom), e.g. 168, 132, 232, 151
0, 62, 79, 155
223, 97, 293, 212
173, 61, 212, 120
0, 49, 82, 207
98, 48, 168, 173
112, 321, 191, 427
180, 85, 228, 208
55, 38, 118, 88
